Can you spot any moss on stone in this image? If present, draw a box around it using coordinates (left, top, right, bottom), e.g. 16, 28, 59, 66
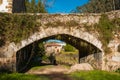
0, 13, 40, 44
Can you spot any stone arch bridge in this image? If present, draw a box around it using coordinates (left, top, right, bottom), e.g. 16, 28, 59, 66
0, 11, 120, 72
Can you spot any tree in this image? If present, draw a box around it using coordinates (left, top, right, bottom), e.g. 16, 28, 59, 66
25, 0, 31, 12
31, 42, 46, 65
34, 42, 45, 59
75, 0, 120, 13
31, 0, 36, 12
63, 44, 76, 52
37, 0, 47, 13
25, 0, 47, 13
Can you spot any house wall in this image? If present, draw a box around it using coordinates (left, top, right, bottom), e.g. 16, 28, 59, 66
45, 46, 63, 54
0, 0, 9, 12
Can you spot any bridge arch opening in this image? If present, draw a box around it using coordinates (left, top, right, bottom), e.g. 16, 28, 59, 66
16, 34, 102, 72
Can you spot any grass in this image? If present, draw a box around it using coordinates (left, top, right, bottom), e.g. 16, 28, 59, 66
56, 51, 79, 66
61, 50, 78, 54
30, 65, 54, 70
70, 70, 120, 80
0, 70, 120, 80
30, 64, 70, 70
0, 73, 49, 80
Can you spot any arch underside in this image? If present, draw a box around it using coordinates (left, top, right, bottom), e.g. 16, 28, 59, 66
16, 34, 102, 72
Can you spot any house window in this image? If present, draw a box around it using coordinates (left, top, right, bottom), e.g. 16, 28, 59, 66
0, 0, 3, 5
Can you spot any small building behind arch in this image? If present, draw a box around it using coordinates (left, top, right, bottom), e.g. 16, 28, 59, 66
44, 42, 66, 55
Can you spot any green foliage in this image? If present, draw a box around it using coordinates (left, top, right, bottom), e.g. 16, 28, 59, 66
45, 20, 64, 27
25, 0, 47, 13
95, 14, 116, 53
66, 20, 79, 27
63, 44, 76, 52
56, 51, 78, 66
75, 0, 120, 13
0, 13, 40, 44
0, 70, 120, 80
116, 68, 120, 74
0, 73, 49, 80
112, 18, 120, 32
45, 20, 79, 27
97, 14, 114, 44
33, 42, 46, 62
32, 42, 56, 65
70, 70, 120, 80
38, 43, 45, 54
30, 65, 53, 70
37, 0, 47, 13
80, 14, 120, 54
94, 14, 120, 54
37, 42, 48, 61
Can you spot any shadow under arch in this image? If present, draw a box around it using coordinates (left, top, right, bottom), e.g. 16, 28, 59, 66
16, 34, 102, 73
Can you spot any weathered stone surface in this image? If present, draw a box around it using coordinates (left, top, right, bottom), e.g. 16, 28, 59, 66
80, 53, 102, 70
0, 57, 16, 72
0, 11, 120, 72
103, 52, 120, 71
70, 63, 93, 72
0, 25, 103, 58
103, 60, 120, 71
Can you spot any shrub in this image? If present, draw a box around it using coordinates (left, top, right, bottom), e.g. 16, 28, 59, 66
115, 68, 120, 74
97, 14, 114, 44
0, 13, 40, 44
66, 20, 79, 27
63, 44, 76, 52
95, 14, 116, 54
45, 20, 64, 27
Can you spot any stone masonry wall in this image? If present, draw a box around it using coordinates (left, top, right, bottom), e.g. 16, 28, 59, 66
0, 11, 120, 72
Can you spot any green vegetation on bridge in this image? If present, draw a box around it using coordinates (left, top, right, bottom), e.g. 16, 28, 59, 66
0, 13, 40, 46
95, 14, 120, 53
0, 12, 120, 54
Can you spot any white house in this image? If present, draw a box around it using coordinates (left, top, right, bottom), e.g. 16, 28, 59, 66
44, 42, 66, 54
0, 0, 11, 13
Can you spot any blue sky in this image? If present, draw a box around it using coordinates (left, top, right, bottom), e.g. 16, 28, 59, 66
36, 0, 89, 13
45, 39, 65, 43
